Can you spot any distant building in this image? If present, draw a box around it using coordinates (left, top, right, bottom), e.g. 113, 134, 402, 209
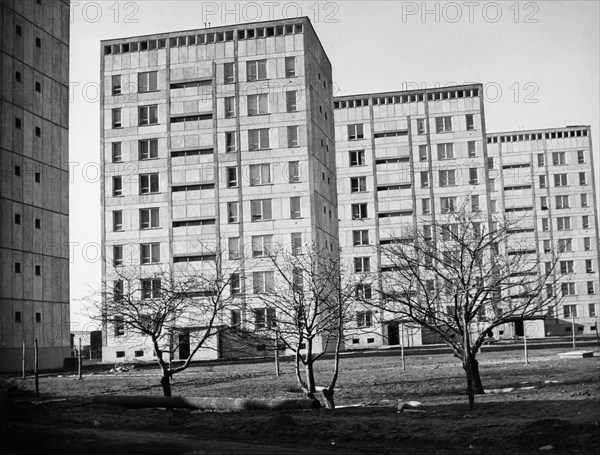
0, 0, 71, 372
100, 18, 337, 362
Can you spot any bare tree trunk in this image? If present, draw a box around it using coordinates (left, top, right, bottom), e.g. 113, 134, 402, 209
322, 387, 335, 410
160, 373, 172, 397
304, 359, 316, 400
463, 354, 484, 409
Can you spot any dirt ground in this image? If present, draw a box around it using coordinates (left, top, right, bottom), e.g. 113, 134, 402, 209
2, 347, 599, 454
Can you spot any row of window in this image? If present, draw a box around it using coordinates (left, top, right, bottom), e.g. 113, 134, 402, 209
563, 303, 597, 319
545, 237, 595, 253
488, 129, 589, 143
14, 23, 43, 48
540, 195, 591, 211
224, 162, 301, 188
13, 117, 43, 138
539, 172, 589, 189
13, 311, 44, 324
537, 150, 587, 166
13, 263, 43, 275
13, 214, 42, 228
334, 88, 480, 109
557, 259, 596, 275
104, 23, 304, 56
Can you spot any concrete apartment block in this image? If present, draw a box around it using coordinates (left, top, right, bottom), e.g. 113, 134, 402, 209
487, 127, 600, 337
0, 0, 71, 372
100, 18, 338, 363
334, 84, 492, 349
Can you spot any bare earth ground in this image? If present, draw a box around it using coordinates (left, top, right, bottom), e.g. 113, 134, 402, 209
2, 347, 599, 454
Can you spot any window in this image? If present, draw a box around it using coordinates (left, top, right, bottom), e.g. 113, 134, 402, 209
437, 143, 454, 160
34, 172, 41, 183
112, 142, 122, 162
559, 260, 574, 274
291, 233, 302, 255
352, 203, 368, 219
112, 75, 121, 95
253, 271, 274, 294
419, 145, 428, 161
290, 197, 301, 219
348, 124, 364, 140
251, 199, 273, 221
577, 150, 585, 164
224, 97, 236, 118
285, 56, 296, 77
539, 175, 546, 188
537, 154, 545, 167
423, 225, 432, 240
584, 237, 592, 251
112, 176, 123, 197
487, 157, 494, 170
354, 257, 371, 273
440, 197, 456, 213
34, 126, 41, 137
141, 278, 161, 299
557, 217, 571, 231
14, 166, 21, 177
540, 196, 548, 210
589, 285, 596, 297
351, 177, 367, 193
554, 174, 568, 187
422, 198, 431, 215
552, 152, 566, 166
541, 218, 549, 232
420, 172, 430, 188
225, 131, 237, 152
247, 60, 267, 81
254, 308, 276, 329
558, 238, 572, 252
112, 109, 122, 128
356, 311, 373, 328
227, 273, 241, 296
252, 235, 273, 257
139, 173, 159, 194
226, 167, 238, 188
583, 216, 590, 229
562, 283, 576, 297
224, 62, 235, 83
227, 202, 239, 223
349, 150, 365, 166
35, 37, 41, 48
140, 208, 159, 229
139, 105, 158, 125
138, 71, 158, 92
563, 304, 577, 318
416, 118, 426, 135
471, 195, 480, 212
114, 316, 125, 336
16, 24, 22, 36
435, 116, 452, 133
248, 128, 270, 150
288, 161, 300, 183
228, 237, 239, 260
580, 194, 589, 208
465, 114, 475, 131
249, 164, 271, 185
287, 126, 299, 147
15, 71, 22, 82
439, 170, 456, 187
286, 91, 298, 112
467, 141, 477, 157
14, 213, 21, 225
113, 245, 123, 266
140, 243, 160, 264
139, 139, 158, 160
543, 239, 551, 253
585, 259, 594, 273
230, 309, 241, 328
113, 280, 124, 302
555, 195, 570, 209
248, 94, 269, 115
579, 172, 587, 185
113, 211, 123, 231
353, 230, 369, 246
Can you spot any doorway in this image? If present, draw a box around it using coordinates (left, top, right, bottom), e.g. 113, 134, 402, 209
514, 320, 524, 337
388, 324, 400, 345
178, 332, 190, 359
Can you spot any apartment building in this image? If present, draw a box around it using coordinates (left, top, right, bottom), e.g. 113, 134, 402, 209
0, 0, 71, 372
334, 84, 493, 348
100, 17, 337, 362
487, 127, 600, 337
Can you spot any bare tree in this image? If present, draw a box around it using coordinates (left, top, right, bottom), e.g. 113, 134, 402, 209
96, 255, 237, 397
251, 243, 358, 409
375, 210, 561, 409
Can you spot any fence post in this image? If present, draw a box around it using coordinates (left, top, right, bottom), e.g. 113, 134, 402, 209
22, 341, 26, 379
34, 339, 39, 397
78, 338, 82, 380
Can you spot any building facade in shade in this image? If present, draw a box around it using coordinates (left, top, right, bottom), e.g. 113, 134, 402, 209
487, 127, 600, 337
100, 18, 338, 362
334, 84, 494, 349
0, 0, 71, 372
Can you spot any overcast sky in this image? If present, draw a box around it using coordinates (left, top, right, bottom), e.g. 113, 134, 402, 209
68, 0, 600, 328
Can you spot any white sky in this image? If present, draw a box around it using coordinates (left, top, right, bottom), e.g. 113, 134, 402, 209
68, 0, 600, 328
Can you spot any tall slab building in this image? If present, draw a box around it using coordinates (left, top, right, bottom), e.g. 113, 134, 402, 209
0, 0, 71, 371
100, 18, 337, 362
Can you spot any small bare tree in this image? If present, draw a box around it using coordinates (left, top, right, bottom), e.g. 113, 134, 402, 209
251, 243, 358, 409
376, 210, 561, 409
96, 256, 237, 397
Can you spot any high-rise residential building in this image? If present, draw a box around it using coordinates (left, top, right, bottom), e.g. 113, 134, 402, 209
334, 84, 492, 348
100, 18, 337, 362
487, 126, 599, 337
0, 0, 71, 372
